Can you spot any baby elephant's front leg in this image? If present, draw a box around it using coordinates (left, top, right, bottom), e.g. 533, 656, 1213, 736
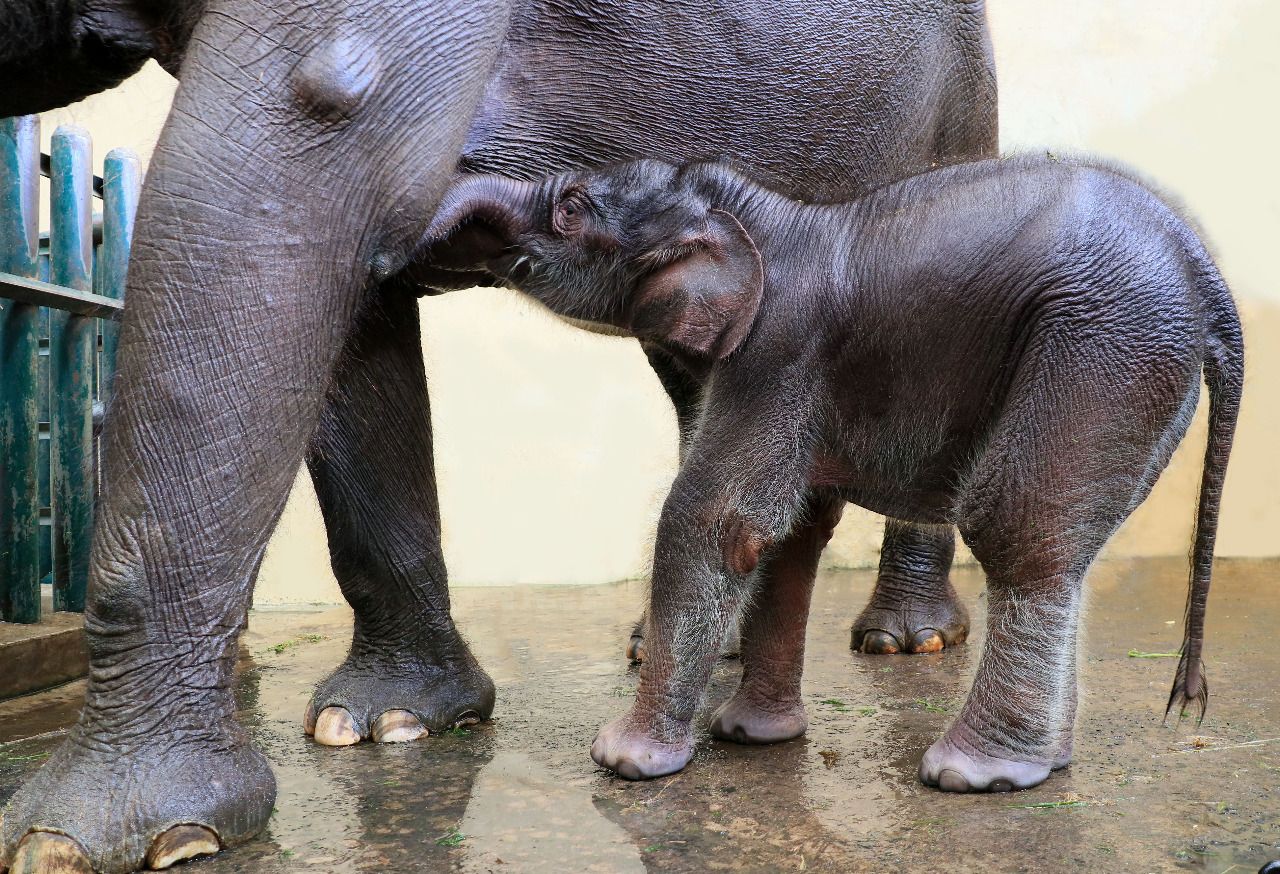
591, 496, 777, 780
711, 494, 843, 744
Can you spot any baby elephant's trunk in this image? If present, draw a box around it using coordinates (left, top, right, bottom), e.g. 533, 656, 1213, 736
1166, 281, 1245, 724
422, 174, 539, 253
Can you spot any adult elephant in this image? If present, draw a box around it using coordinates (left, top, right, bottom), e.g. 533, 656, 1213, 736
0, 1, 995, 871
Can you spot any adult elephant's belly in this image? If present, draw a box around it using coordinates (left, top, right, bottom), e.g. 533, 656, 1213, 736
459, 0, 997, 202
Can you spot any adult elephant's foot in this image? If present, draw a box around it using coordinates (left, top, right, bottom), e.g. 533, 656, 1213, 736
590, 710, 693, 780
0, 726, 273, 873
304, 637, 495, 746
917, 724, 1067, 793
849, 594, 969, 654
851, 519, 968, 655
626, 613, 741, 663
709, 692, 807, 745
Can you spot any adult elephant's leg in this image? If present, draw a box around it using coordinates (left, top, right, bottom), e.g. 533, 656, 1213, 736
841, 0, 990, 659
0, 0, 511, 870
303, 288, 494, 746
850, 520, 970, 654
0, 159, 360, 873
626, 342, 741, 663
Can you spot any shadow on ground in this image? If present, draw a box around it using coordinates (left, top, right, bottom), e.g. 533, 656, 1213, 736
2, 558, 1278, 872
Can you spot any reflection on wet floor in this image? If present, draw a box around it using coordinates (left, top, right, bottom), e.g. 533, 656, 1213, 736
2, 558, 1279, 872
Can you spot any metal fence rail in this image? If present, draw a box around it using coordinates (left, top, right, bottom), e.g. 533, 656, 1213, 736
0, 116, 138, 623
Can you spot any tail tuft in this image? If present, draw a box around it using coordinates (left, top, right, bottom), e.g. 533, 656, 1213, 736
1164, 652, 1209, 726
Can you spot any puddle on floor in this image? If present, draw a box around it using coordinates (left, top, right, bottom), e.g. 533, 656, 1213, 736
2, 558, 1278, 872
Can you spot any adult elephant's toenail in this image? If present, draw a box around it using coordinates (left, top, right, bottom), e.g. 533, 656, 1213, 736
303, 702, 317, 735
372, 710, 427, 743
937, 769, 972, 792
909, 629, 945, 653
861, 630, 901, 654
145, 824, 220, 870
452, 710, 481, 728
988, 778, 1014, 793
11, 832, 92, 874
314, 706, 362, 746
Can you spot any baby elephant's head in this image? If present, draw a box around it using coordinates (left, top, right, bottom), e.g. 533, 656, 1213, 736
424, 160, 764, 361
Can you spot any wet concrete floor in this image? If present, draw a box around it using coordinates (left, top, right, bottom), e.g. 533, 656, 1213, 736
2, 557, 1278, 872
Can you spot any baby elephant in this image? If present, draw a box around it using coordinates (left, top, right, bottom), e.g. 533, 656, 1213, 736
422, 155, 1243, 791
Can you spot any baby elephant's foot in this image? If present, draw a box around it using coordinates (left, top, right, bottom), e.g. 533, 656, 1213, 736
305, 648, 494, 746
590, 710, 694, 780
919, 727, 1066, 793
709, 693, 807, 745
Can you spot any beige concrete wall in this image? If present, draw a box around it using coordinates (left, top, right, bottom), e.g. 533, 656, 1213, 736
35, 1, 1279, 604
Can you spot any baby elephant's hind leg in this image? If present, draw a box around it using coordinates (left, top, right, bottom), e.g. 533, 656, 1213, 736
919, 568, 1084, 793
711, 495, 843, 744
921, 351, 1196, 793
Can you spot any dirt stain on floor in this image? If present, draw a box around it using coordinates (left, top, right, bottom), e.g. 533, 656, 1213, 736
2, 557, 1278, 872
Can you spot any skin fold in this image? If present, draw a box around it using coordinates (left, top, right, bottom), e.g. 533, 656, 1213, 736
0, 2, 996, 870
421, 156, 1243, 788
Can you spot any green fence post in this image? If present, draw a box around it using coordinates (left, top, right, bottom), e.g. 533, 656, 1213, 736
99, 148, 140, 405
0, 116, 42, 623
49, 125, 95, 613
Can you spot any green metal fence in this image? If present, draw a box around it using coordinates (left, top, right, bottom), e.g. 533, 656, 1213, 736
0, 116, 139, 624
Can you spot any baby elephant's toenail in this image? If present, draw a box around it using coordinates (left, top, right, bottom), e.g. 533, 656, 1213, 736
146, 824, 220, 870
987, 778, 1014, 793
937, 769, 972, 792
613, 760, 644, 781
11, 832, 92, 874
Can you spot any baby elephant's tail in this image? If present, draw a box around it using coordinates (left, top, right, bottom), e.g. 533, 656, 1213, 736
1166, 278, 1244, 725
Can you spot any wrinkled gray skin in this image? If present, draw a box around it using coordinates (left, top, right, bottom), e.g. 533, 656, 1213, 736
422, 156, 1243, 787
0, 1, 994, 871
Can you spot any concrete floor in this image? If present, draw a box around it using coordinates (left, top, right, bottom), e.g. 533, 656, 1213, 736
2, 557, 1278, 873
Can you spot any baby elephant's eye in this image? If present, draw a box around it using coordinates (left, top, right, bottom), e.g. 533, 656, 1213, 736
554, 194, 586, 235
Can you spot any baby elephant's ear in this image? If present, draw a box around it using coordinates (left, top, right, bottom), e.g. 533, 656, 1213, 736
630, 209, 764, 361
